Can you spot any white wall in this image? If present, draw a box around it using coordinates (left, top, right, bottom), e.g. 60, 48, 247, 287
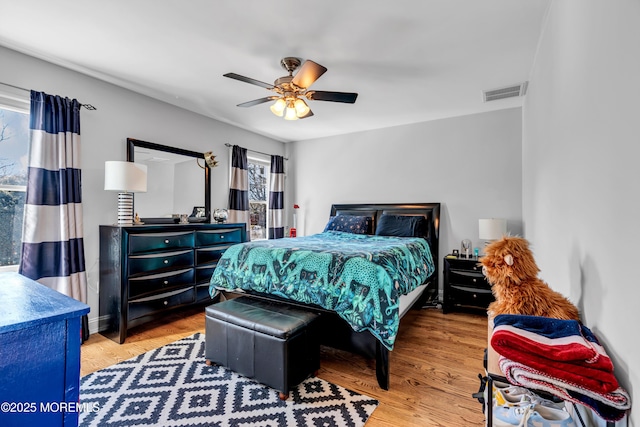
523, 1, 638, 425
0, 46, 285, 332
289, 108, 523, 294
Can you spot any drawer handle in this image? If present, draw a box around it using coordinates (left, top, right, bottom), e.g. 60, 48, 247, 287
163, 300, 168, 305
164, 239, 170, 244
472, 278, 477, 283
164, 259, 169, 264
163, 280, 169, 285
220, 235, 224, 239
473, 294, 477, 299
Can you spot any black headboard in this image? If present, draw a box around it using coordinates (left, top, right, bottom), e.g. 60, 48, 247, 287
330, 203, 440, 287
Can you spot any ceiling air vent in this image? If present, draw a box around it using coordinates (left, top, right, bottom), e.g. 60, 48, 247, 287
483, 82, 528, 102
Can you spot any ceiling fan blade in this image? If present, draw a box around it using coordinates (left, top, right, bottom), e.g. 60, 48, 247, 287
291, 60, 327, 89
237, 97, 277, 107
224, 73, 274, 90
308, 91, 358, 104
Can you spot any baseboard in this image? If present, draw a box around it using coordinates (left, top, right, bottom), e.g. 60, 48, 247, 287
88, 315, 109, 335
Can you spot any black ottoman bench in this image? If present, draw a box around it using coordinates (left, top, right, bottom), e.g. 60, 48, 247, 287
205, 296, 320, 400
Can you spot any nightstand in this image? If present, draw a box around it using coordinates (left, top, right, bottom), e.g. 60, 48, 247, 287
442, 256, 493, 313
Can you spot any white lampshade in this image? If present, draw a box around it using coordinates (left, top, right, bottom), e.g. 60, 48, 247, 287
270, 98, 286, 117
294, 98, 310, 117
105, 161, 147, 226
104, 161, 147, 192
479, 218, 507, 241
284, 105, 299, 121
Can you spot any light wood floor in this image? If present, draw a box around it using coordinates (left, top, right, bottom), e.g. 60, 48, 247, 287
81, 306, 488, 426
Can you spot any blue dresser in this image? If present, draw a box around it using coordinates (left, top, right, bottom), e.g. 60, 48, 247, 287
0, 272, 90, 427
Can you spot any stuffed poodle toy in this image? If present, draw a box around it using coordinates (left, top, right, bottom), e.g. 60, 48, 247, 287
481, 236, 580, 321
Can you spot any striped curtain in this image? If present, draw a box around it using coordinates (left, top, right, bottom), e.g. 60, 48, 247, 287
19, 91, 88, 308
268, 155, 285, 239
228, 145, 249, 230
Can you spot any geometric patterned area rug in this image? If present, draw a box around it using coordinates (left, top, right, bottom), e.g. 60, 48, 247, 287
79, 333, 378, 426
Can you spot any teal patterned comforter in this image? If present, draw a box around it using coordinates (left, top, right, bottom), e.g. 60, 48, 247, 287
209, 231, 434, 350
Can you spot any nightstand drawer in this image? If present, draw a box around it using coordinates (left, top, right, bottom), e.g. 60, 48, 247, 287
447, 258, 482, 272
129, 231, 194, 254
195, 229, 244, 246
128, 287, 195, 320
128, 249, 194, 276
448, 269, 486, 288
128, 268, 195, 299
449, 284, 494, 308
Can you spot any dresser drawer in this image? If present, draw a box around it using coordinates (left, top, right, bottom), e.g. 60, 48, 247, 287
128, 249, 194, 276
128, 268, 195, 299
129, 232, 194, 255
195, 282, 214, 302
196, 264, 217, 284
195, 228, 243, 246
196, 245, 232, 266
128, 287, 195, 321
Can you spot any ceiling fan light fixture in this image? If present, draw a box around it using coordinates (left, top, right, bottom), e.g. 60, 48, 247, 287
270, 98, 286, 116
284, 103, 299, 121
294, 98, 310, 117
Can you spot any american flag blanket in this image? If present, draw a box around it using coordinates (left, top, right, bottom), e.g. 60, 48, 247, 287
491, 314, 630, 422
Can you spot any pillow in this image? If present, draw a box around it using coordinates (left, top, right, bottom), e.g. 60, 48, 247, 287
323, 215, 371, 234
375, 214, 428, 237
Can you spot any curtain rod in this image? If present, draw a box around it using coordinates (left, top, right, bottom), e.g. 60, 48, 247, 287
224, 143, 288, 160
0, 81, 97, 110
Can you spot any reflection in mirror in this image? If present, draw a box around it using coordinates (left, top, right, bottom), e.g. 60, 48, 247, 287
127, 138, 211, 221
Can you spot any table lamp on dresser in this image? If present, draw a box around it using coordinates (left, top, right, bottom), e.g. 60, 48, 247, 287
104, 161, 147, 225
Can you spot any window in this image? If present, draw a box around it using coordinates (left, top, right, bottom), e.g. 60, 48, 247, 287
248, 157, 269, 240
0, 104, 29, 269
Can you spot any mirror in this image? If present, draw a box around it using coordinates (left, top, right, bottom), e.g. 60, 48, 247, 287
127, 138, 211, 222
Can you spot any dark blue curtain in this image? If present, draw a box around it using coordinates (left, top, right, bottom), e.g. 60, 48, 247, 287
228, 145, 249, 231
19, 90, 88, 339
268, 155, 284, 239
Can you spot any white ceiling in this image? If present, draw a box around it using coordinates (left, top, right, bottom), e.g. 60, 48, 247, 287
0, 0, 550, 143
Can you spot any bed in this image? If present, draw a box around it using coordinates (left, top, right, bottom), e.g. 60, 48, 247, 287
209, 202, 440, 389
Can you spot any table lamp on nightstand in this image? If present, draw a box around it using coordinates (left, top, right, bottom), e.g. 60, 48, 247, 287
479, 218, 507, 245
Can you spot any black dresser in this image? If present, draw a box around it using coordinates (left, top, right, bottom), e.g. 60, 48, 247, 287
442, 256, 494, 313
99, 223, 246, 343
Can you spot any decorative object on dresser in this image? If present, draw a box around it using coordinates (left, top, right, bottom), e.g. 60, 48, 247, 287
212, 208, 228, 223
99, 223, 246, 344
104, 161, 148, 225
479, 218, 507, 245
0, 272, 90, 427
197, 151, 219, 169
443, 255, 493, 313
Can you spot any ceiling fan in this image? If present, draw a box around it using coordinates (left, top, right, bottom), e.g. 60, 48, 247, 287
224, 57, 358, 120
